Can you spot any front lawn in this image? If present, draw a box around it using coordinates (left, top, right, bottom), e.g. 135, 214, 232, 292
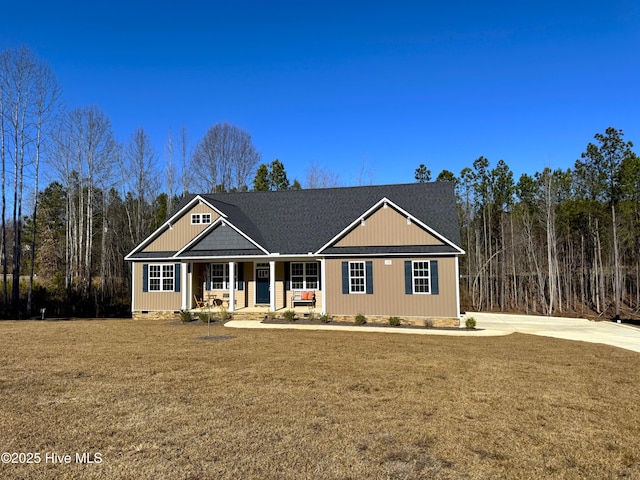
1, 319, 639, 479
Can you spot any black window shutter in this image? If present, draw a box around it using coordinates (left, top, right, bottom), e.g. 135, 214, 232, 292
405, 261, 413, 294
174, 264, 181, 292
430, 260, 439, 295
142, 264, 148, 292
317, 261, 322, 290
342, 262, 349, 294
284, 262, 290, 290
237, 263, 244, 291
365, 261, 373, 294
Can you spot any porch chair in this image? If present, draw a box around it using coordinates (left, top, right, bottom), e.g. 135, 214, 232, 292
193, 295, 205, 309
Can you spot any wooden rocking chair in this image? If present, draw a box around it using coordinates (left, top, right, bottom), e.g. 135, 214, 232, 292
193, 295, 206, 309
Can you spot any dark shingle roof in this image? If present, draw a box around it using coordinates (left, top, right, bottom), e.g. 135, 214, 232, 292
179, 182, 462, 255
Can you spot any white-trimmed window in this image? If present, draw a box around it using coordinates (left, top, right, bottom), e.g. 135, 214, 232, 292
208, 263, 229, 289
191, 213, 212, 224
149, 264, 175, 292
349, 261, 366, 293
290, 262, 318, 289
412, 261, 431, 294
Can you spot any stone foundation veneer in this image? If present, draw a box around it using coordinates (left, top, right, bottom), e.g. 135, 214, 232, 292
132, 310, 459, 327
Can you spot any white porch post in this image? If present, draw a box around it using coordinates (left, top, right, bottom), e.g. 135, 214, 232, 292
228, 261, 235, 312
181, 263, 189, 310
455, 256, 461, 320
269, 260, 276, 311
320, 258, 326, 314
131, 263, 136, 313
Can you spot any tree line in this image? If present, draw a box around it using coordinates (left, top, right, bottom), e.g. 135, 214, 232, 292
421, 127, 639, 320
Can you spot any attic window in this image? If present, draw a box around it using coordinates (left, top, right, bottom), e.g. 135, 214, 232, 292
191, 213, 212, 225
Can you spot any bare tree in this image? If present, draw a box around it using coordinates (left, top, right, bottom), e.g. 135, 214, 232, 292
26, 57, 61, 316
191, 122, 261, 193
122, 127, 157, 246
165, 129, 176, 214
305, 162, 340, 189
52, 106, 117, 302
0, 46, 60, 316
180, 127, 191, 196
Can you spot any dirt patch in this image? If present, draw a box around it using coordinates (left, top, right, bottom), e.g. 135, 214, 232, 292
196, 334, 235, 341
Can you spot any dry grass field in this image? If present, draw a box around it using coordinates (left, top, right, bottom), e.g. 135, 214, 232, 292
1, 318, 639, 479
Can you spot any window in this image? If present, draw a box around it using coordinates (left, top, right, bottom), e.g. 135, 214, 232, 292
349, 261, 366, 293
412, 261, 430, 294
149, 264, 174, 292
191, 213, 212, 224
208, 263, 229, 289
290, 262, 318, 289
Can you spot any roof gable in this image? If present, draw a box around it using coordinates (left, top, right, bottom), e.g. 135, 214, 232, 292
177, 220, 267, 257
333, 200, 445, 248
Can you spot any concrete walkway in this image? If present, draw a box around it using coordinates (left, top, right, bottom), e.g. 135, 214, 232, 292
225, 312, 640, 353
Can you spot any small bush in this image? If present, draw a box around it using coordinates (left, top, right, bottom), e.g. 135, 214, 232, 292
424, 318, 434, 329
216, 305, 229, 322
179, 310, 192, 323
465, 317, 477, 329
354, 313, 367, 325
388, 316, 401, 327
283, 310, 297, 322
198, 311, 212, 323
266, 311, 276, 321
319, 314, 331, 323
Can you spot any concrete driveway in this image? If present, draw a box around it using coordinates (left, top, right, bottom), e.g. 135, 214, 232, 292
468, 312, 640, 353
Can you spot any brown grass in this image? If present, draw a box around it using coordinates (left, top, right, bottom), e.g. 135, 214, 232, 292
1, 319, 639, 479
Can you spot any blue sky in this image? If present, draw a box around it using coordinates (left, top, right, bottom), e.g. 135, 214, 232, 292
2, 0, 639, 188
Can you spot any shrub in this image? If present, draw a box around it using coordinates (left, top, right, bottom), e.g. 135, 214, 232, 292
465, 317, 477, 329
388, 316, 401, 327
198, 311, 212, 323
266, 311, 276, 321
424, 318, 434, 329
283, 310, 297, 322
216, 305, 229, 322
354, 313, 367, 325
179, 309, 192, 323
319, 314, 331, 323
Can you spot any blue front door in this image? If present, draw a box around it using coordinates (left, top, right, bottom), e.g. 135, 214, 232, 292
256, 266, 270, 304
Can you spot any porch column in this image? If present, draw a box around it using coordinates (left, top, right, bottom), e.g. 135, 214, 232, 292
181, 263, 189, 310
269, 260, 276, 311
455, 256, 461, 319
320, 258, 326, 314
228, 261, 235, 312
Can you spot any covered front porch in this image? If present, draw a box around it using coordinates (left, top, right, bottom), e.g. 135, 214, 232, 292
182, 258, 324, 314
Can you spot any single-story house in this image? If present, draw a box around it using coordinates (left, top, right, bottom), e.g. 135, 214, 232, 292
125, 182, 464, 324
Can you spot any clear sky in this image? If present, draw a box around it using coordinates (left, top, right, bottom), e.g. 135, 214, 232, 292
2, 0, 639, 188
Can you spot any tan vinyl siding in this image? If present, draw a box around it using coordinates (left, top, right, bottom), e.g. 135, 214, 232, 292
324, 257, 459, 318
132, 262, 182, 311
246, 266, 256, 307
335, 205, 444, 247
143, 204, 220, 252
